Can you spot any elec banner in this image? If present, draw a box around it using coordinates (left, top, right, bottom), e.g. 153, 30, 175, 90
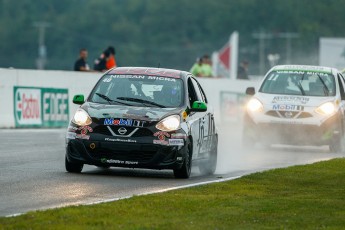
14, 86, 69, 127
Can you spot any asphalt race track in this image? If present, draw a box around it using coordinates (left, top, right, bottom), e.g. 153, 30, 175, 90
1, 124, 343, 217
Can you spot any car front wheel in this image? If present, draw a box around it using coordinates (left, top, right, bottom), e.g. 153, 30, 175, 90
173, 142, 192, 179
65, 155, 84, 173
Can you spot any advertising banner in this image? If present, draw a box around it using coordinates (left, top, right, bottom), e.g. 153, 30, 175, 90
14, 86, 69, 127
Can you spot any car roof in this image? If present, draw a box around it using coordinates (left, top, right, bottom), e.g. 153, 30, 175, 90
107, 67, 191, 79
271, 65, 336, 74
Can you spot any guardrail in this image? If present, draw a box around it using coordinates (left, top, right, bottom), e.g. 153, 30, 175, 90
0, 68, 259, 128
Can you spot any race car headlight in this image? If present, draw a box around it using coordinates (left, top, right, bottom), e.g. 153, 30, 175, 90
72, 109, 92, 126
315, 102, 336, 116
247, 98, 263, 112
156, 115, 180, 132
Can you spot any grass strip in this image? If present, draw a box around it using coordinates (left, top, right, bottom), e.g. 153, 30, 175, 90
1, 158, 345, 229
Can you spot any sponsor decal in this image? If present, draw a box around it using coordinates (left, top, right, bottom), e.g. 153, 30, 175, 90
272, 104, 304, 111
14, 88, 42, 125
110, 68, 181, 78
109, 74, 176, 82
272, 96, 309, 105
171, 133, 187, 139
78, 126, 93, 135
153, 131, 170, 141
14, 86, 69, 127
104, 137, 136, 143
276, 70, 329, 76
153, 139, 169, 145
90, 143, 96, 149
68, 126, 78, 132
169, 139, 184, 146
182, 111, 188, 120
104, 118, 146, 127
101, 158, 138, 165
66, 132, 76, 139
76, 134, 90, 140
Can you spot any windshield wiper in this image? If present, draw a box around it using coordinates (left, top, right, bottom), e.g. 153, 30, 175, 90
316, 74, 330, 96
95, 93, 132, 106
116, 97, 166, 108
296, 81, 306, 95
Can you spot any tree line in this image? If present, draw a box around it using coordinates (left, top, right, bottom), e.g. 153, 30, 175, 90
1, 0, 345, 74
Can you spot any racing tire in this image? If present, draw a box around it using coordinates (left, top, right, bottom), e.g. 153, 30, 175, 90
198, 137, 218, 175
65, 155, 83, 173
173, 142, 192, 179
329, 132, 345, 153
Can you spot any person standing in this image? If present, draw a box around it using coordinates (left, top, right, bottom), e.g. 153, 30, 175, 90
190, 57, 203, 77
200, 54, 213, 77
106, 46, 117, 69
94, 50, 110, 72
74, 48, 91, 71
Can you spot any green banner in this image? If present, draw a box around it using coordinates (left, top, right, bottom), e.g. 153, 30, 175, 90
14, 86, 69, 127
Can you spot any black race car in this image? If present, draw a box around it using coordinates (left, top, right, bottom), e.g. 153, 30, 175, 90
65, 67, 218, 178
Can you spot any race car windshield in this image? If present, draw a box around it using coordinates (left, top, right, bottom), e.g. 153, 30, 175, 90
89, 74, 184, 108
259, 70, 336, 97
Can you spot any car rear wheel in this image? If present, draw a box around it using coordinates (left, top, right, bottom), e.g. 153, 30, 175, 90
174, 142, 192, 179
199, 136, 218, 175
65, 155, 83, 173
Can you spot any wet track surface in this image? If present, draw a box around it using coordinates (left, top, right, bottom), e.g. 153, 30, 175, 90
1, 126, 344, 217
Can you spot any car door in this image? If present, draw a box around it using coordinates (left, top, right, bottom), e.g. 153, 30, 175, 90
193, 78, 216, 158
187, 77, 213, 160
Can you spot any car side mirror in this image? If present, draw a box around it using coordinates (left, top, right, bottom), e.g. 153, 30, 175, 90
73, 94, 85, 105
246, 87, 255, 95
191, 101, 207, 112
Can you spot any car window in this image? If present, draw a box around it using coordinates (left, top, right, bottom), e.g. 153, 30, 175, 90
260, 70, 336, 96
192, 77, 208, 103
89, 74, 184, 108
191, 78, 204, 102
187, 78, 199, 105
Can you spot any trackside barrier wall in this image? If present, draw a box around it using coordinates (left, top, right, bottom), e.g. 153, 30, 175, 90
0, 68, 260, 128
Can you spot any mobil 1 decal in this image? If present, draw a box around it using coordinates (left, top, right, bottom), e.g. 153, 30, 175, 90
197, 114, 216, 155
14, 86, 69, 127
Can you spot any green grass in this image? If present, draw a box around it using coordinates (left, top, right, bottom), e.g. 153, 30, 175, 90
1, 158, 345, 229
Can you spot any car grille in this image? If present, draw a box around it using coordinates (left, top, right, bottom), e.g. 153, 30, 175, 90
265, 110, 312, 119
93, 125, 153, 137
89, 144, 158, 163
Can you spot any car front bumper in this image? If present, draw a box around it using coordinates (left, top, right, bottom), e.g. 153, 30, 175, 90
65, 134, 188, 170
244, 112, 342, 145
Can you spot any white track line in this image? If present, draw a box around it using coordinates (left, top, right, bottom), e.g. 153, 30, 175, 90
5, 175, 242, 218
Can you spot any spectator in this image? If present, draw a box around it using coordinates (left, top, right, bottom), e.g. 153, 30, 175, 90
94, 50, 110, 72
74, 48, 91, 71
200, 54, 213, 77
237, 60, 249, 80
106, 46, 117, 69
190, 57, 203, 77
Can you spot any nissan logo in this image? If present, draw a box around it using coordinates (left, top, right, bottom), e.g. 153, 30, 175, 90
118, 127, 127, 135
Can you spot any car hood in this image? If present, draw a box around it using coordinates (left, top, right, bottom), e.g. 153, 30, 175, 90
81, 102, 182, 122
255, 93, 337, 107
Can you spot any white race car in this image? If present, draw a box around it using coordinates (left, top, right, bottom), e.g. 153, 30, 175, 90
243, 65, 345, 152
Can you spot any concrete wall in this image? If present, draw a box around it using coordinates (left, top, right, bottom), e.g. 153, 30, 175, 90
0, 68, 260, 128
